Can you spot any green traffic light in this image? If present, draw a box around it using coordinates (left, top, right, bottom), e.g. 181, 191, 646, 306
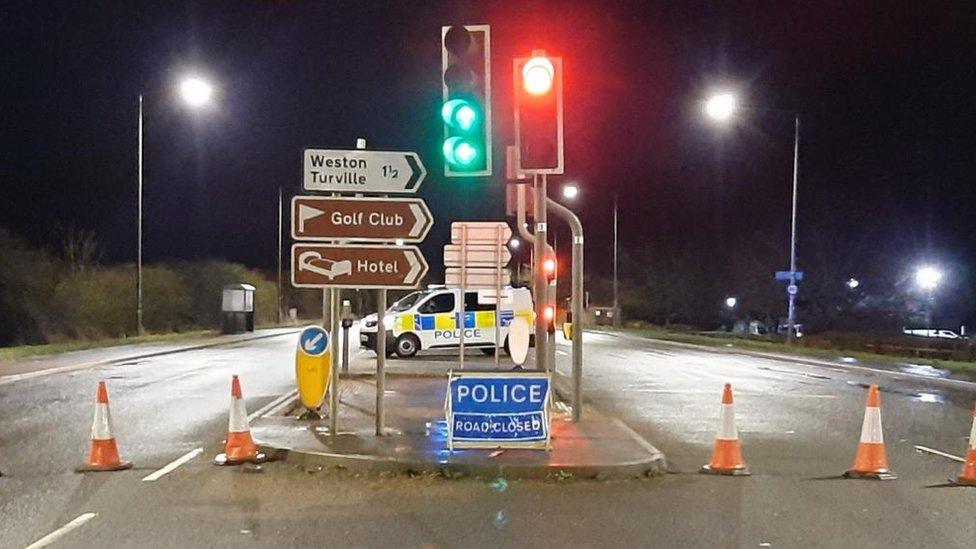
443, 136, 479, 168
441, 99, 478, 132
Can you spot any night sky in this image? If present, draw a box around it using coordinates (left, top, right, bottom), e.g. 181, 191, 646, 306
2, 2, 974, 321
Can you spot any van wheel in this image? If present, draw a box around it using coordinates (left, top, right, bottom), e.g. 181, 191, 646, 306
394, 334, 420, 358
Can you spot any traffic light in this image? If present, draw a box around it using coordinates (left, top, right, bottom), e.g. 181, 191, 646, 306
543, 256, 557, 283
441, 25, 491, 176
514, 51, 563, 174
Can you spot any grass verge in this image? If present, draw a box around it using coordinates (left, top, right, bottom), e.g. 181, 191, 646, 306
0, 330, 219, 362
591, 326, 976, 376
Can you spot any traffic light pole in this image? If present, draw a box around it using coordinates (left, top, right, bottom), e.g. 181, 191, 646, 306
546, 197, 584, 421
533, 173, 549, 371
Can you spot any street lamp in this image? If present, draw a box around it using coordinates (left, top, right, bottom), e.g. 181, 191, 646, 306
562, 183, 579, 200
703, 91, 802, 344
137, 74, 215, 335
508, 237, 520, 249
846, 277, 860, 290
725, 296, 738, 309
915, 265, 942, 290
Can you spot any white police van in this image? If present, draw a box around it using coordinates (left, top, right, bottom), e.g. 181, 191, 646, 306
360, 285, 534, 358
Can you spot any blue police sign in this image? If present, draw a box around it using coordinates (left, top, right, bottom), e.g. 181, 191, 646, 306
446, 373, 551, 449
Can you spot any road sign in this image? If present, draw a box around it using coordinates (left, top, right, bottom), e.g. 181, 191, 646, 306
445, 267, 510, 289
775, 270, 804, 281
291, 244, 428, 289
443, 244, 512, 268
295, 326, 331, 410
303, 149, 427, 194
446, 372, 551, 449
449, 221, 512, 244
291, 196, 433, 242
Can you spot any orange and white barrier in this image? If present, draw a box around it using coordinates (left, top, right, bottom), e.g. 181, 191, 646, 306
700, 383, 750, 476
214, 375, 265, 465
77, 381, 132, 472
844, 384, 897, 480
952, 403, 976, 486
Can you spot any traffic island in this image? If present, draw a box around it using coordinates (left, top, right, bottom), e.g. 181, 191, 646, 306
250, 372, 666, 480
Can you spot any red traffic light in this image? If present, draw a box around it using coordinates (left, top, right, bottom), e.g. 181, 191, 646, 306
522, 56, 554, 96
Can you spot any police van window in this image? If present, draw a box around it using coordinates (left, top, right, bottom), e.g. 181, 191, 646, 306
465, 292, 495, 311
389, 291, 425, 312
419, 292, 454, 314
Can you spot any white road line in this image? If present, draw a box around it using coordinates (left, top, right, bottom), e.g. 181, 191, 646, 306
248, 390, 298, 422
25, 512, 97, 549
914, 445, 965, 462
141, 448, 203, 481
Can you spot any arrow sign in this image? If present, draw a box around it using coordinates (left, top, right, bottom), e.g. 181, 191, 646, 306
291, 244, 428, 289
303, 149, 427, 194
444, 244, 512, 268
450, 221, 512, 244
445, 267, 511, 289
291, 196, 433, 242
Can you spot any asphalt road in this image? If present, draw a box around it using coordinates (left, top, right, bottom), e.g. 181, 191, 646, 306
1, 328, 974, 548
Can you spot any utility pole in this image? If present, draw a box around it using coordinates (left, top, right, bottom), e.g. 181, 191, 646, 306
612, 193, 619, 328
277, 186, 283, 324
137, 95, 144, 336
786, 117, 800, 344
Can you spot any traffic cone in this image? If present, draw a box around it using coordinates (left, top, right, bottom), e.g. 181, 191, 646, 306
77, 381, 132, 472
843, 384, 897, 480
700, 383, 750, 476
950, 403, 976, 486
214, 375, 265, 466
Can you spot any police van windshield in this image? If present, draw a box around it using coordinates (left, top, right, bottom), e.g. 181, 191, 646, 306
388, 291, 427, 313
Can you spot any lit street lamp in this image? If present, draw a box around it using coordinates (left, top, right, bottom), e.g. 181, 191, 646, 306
508, 237, 520, 249
846, 277, 860, 290
725, 296, 738, 309
704, 91, 802, 343
137, 74, 215, 335
915, 265, 942, 290
562, 183, 579, 200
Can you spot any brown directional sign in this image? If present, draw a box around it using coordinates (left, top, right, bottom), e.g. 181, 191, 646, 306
291, 196, 433, 243
291, 244, 428, 289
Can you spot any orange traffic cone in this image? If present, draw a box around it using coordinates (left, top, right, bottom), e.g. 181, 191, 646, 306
214, 375, 265, 466
77, 381, 132, 472
843, 384, 897, 480
950, 403, 976, 486
700, 383, 750, 476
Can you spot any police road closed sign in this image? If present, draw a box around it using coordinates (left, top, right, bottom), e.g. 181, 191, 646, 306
446, 372, 551, 449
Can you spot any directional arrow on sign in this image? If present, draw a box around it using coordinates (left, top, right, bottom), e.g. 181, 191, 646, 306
291, 196, 433, 242
291, 243, 428, 290
303, 149, 427, 194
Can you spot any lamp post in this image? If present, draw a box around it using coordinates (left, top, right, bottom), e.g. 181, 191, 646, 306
137, 75, 215, 335
704, 92, 801, 343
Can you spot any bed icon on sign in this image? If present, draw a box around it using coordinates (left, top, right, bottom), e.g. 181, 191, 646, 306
298, 251, 352, 280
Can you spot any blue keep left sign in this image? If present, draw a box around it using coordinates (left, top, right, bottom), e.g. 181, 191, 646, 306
447, 374, 550, 447
298, 326, 329, 357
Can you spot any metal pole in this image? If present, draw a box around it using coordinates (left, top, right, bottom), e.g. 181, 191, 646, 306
533, 174, 548, 370
137, 94, 144, 336
787, 116, 800, 344
329, 289, 340, 434
612, 193, 619, 328
459, 224, 467, 369
277, 186, 283, 325
375, 288, 386, 435
547, 197, 584, 421
494, 224, 502, 367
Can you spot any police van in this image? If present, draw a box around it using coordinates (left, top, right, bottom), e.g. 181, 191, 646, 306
359, 286, 534, 358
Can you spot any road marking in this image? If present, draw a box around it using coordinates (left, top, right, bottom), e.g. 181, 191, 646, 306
248, 390, 298, 422
914, 445, 964, 462
25, 513, 97, 548
142, 448, 203, 481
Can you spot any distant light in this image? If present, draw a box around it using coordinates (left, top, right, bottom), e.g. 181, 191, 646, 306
562, 184, 579, 200
543, 257, 556, 274
522, 56, 555, 96
179, 77, 213, 108
915, 265, 942, 290
543, 306, 555, 321
704, 93, 736, 122
846, 277, 860, 290
508, 238, 520, 249
725, 296, 737, 309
